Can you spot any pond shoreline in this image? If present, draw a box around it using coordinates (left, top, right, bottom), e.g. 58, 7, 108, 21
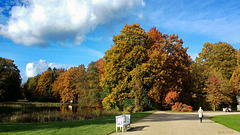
0, 102, 116, 123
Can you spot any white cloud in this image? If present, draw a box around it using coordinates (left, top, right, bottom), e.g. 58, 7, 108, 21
25, 59, 70, 78
0, 0, 145, 46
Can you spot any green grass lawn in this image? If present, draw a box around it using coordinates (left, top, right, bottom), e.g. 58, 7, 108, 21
210, 114, 240, 132
0, 111, 155, 135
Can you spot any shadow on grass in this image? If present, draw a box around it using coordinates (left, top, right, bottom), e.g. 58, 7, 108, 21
0, 112, 153, 133
0, 116, 116, 133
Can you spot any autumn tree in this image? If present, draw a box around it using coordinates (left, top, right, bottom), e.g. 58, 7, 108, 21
35, 71, 52, 97
196, 42, 237, 80
51, 72, 65, 102
146, 28, 192, 108
96, 58, 105, 78
196, 42, 238, 109
0, 57, 22, 101
230, 67, 240, 96
229, 69, 240, 106
33, 68, 65, 100
101, 24, 150, 110
229, 49, 240, 106
52, 65, 87, 103
206, 71, 231, 111
130, 66, 144, 112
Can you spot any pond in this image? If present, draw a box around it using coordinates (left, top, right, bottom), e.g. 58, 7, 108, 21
0, 102, 117, 123
0, 102, 77, 114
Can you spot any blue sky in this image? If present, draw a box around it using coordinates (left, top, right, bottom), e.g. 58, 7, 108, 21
1, 0, 240, 83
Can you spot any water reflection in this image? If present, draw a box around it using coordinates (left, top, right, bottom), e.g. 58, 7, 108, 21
60, 105, 75, 114
0, 103, 103, 117
0, 103, 118, 123
59, 105, 100, 114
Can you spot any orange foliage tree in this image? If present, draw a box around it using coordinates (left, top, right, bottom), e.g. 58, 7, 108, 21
229, 50, 240, 104
34, 68, 65, 100
35, 71, 52, 97
52, 72, 65, 101
96, 58, 105, 77
146, 28, 192, 108
52, 65, 87, 103
165, 91, 179, 105
206, 72, 231, 111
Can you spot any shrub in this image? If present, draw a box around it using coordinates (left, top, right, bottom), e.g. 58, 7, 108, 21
172, 102, 182, 112
165, 91, 179, 105
92, 110, 101, 118
172, 102, 193, 112
123, 105, 134, 113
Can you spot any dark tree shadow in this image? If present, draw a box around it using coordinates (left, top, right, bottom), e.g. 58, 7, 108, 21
0, 116, 116, 133
127, 126, 149, 132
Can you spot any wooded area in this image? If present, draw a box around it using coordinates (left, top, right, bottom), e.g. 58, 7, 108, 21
1, 24, 240, 111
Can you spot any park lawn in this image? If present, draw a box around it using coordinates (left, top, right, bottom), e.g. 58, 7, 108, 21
0, 111, 155, 135
210, 114, 240, 132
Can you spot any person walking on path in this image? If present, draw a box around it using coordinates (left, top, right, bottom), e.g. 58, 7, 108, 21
198, 107, 204, 123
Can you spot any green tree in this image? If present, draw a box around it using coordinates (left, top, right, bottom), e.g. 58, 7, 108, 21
78, 62, 103, 108
187, 62, 208, 109
0, 57, 22, 101
196, 42, 237, 80
22, 74, 41, 100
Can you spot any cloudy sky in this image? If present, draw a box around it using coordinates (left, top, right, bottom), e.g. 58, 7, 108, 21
1, 0, 240, 82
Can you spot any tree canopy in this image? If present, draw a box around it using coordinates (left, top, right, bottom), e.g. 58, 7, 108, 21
0, 57, 21, 101
101, 24, 150, 110
196, 42, 237, 80
146, 28, 192, 108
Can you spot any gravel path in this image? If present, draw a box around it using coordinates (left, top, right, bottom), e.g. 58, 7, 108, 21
112, 111, 240, 135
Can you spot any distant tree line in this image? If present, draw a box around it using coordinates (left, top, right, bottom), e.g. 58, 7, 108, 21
1, 24, 240, 111
22, 61, 104, 108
